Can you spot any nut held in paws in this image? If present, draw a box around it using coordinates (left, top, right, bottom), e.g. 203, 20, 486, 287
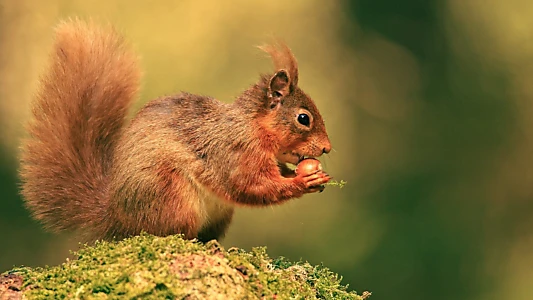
295, 158, 322, 176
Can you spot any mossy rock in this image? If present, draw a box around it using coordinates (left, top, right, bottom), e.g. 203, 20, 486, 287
1, 234, 369, 299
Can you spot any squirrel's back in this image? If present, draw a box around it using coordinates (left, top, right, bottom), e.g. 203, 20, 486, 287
19, 19, 141, 234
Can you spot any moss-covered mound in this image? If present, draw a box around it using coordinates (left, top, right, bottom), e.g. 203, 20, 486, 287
1, 234, 369, 299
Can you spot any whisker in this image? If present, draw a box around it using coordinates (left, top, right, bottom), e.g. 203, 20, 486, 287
320, 153, 331, 169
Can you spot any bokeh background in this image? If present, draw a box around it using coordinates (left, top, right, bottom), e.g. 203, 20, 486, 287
2, 1, 533, 299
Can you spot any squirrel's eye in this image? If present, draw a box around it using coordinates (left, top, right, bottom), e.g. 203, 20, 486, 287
297, 114, 310, 126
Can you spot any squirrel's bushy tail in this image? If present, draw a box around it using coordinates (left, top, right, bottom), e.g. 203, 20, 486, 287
20, 19, 140, 233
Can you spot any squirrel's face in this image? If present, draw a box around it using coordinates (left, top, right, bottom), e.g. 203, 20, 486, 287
265, 70, 331, 165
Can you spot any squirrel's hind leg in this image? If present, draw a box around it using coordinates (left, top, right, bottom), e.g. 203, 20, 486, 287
197, 208, 234, 242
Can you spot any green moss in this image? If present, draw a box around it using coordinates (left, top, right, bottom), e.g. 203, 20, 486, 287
325, 180, 347, 188
3, 234, 369, 299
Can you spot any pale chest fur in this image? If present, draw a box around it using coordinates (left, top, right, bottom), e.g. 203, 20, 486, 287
188, 175, 234, 229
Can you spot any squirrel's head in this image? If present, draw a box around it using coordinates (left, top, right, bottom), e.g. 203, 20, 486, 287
257, 42, 331, 165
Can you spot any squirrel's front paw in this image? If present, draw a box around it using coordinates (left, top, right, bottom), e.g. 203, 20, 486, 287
296, 170, 331, 193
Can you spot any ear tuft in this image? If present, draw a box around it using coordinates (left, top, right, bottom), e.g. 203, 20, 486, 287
258, 41, 299, 87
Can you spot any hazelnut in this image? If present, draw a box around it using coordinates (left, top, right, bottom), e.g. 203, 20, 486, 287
295, 158, 322, 176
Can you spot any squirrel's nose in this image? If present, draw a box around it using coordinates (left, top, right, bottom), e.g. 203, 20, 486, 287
322, 140, 332, 154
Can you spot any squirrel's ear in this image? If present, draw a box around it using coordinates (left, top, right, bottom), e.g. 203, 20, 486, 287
268, 69, 290, 103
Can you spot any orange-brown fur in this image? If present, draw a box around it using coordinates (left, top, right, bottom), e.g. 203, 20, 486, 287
19, 19, 331, 243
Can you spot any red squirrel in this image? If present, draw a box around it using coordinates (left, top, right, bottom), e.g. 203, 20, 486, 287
20, 19, 332, 242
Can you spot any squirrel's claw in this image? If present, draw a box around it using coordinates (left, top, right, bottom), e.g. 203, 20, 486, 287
307, 185, 326, 193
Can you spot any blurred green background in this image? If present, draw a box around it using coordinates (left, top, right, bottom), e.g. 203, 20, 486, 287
2, 0, 533, 299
